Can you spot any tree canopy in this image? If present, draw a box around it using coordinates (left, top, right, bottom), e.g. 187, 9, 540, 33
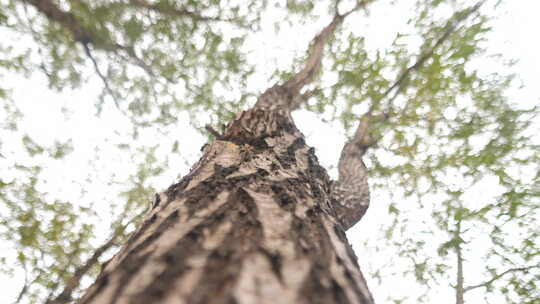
0, 0, 538, 303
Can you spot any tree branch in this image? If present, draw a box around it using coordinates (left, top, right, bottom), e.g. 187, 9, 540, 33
382, 0, 486, 113
256, 1, 373, 109
455, 217, 465, 304
283, 0, 372, 96
13, 264, 29, 304
329, 2, 486, 229
43, 242, 83, 302
44, 235, 119, 304
330, 112, 387, 229
290, 88, 319, 110
82, 43, 146, 126
81, 43, 121, 108
22, 0, 170, 124
282, 15, 343, 96
463, 265, 540, 293
24, 0, 93, 44
23, 0, 167, 83
205, 124, 224, 140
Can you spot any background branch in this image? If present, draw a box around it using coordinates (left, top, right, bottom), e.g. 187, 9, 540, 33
382, 0, 486, 113
329, 1, 486, 229
44, 235, 119, 304
463, 265, 540, 293
283, 0, 372, 97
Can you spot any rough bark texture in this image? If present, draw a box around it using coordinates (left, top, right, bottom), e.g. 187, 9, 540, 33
330, 114, 382, 230
77, 92, 374, 303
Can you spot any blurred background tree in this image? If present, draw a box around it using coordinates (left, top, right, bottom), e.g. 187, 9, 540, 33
0, 0, 538, 303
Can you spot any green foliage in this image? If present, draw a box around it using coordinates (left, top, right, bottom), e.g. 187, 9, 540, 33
286, 0, 315, 13
0, 164, 95, 302
1, 0, 268, 126
0, 135, 162, 302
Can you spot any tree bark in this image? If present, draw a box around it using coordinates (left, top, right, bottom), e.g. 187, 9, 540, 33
77, 93, 374, 303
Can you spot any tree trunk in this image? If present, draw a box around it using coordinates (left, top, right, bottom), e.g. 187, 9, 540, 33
78, 4, 376, 301
77, 95, 374, 303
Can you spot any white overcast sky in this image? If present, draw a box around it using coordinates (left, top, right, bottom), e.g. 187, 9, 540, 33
1, 1, 539, 303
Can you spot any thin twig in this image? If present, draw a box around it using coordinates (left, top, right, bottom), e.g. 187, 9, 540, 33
205, 124, 224, 140
346, 0, 486, 146
43, 245, 82, 302
381, 0, 486, 113
24, 0, 161, 81
44, 236, 119, 304
463, 265, 540, 293
114, 44, 175, 82
455, 217, 465, 304
13, 264, 29, 304
82, 43, 121, 109
83, 43, 151, 126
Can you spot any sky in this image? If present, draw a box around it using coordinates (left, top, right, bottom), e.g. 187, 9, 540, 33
1, 1, 539, 303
